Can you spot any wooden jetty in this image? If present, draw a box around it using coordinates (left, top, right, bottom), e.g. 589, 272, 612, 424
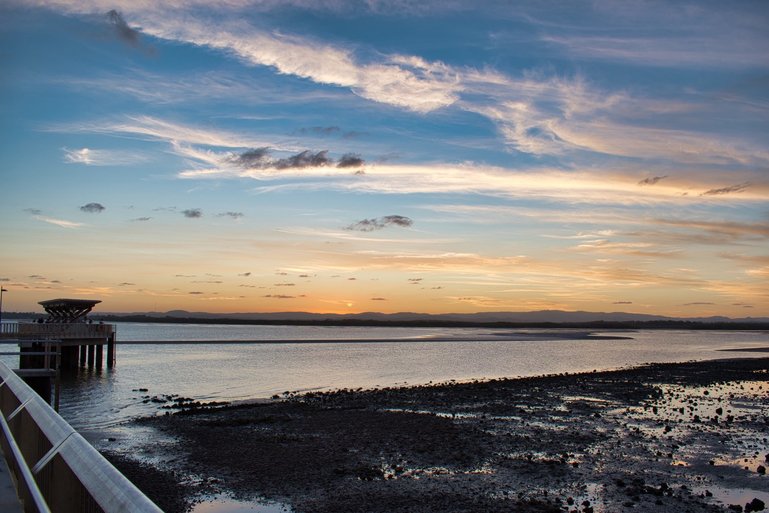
0, 298, 116, 404
1, 299, 116, 371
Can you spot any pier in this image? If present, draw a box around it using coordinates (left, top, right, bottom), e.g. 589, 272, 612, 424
1, 299, 116, 371
0, 299, 116, 406
0, 300, 160, 511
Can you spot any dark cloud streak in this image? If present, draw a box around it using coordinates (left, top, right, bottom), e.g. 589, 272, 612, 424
231, 148, 270, 169
106, 10, 140, 47
232, 148, 364, 171
275, 150, 331, 169
638, 175, 667, 186
701, 182, 751, 196
337, 153, 365, 168
295, 126, 340, 136
182, 209, 202, 218
80, 202, 105, 213
345, 215, 413, 232
218, 212, 244, 219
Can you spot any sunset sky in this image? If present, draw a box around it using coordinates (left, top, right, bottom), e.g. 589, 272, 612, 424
1, 1, 767, 317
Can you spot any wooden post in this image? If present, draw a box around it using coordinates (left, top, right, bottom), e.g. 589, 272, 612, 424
54, 349, 61, 411
63, 346, 78, 369
96, 344, 103, 369
87, 345, 95, 367
107, 333, 115, 368
79, 345, 86, 367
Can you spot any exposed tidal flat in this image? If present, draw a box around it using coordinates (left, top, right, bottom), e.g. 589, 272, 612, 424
107, 357, 769, 513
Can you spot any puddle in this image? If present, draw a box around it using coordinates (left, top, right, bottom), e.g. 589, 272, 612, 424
191, 496, 293, 513
695, 485, 769, 510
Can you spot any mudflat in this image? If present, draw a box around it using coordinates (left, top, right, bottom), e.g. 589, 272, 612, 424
106, 357, 769, 513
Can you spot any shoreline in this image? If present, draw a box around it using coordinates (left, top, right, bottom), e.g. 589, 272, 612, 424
0, 330, 635, 345
105, 356, 769, 513
719, 347, 769, 353
105, 331, 635, 344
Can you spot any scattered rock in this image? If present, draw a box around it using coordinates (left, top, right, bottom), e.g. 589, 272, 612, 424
746, 498, 765, 512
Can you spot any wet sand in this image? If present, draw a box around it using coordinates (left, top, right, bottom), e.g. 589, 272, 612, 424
105, 357, 769, 513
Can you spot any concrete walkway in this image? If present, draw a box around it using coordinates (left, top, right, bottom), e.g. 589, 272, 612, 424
0, 446, 24, 513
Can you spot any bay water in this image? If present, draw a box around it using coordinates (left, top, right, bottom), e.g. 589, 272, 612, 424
2, 322, 767, 432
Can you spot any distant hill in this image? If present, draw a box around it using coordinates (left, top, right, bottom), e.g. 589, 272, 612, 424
89, 309, 769, 326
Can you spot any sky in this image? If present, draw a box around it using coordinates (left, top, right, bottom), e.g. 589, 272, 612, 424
1, 0, 768, 317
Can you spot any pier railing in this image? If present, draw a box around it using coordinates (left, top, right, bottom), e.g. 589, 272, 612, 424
0, 361, 161, 513
1, 323, 114, 341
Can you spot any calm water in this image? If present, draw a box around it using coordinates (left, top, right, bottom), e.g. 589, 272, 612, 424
1, 322, 767, 433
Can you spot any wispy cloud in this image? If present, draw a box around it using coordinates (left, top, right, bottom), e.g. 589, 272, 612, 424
244, 164, 768, 205
541, 34, 769, 70
136, 15, 460, 114
295, 126, 340, 136
29, 1, 769, 168
655, 218, 769, 241
54, 115, 278, 150
63, 147, 147, 166
33, 215, 83, 228
573, 239, 682, 258
719, 253, 769, 266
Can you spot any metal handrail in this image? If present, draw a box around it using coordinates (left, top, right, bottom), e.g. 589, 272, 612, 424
0, 361, 162, 513
0, 392, 51, 513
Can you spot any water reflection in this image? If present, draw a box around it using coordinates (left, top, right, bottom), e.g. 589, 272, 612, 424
191, 496, 292, 513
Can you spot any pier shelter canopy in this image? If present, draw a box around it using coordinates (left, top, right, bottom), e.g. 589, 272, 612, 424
39, 298, 101, 323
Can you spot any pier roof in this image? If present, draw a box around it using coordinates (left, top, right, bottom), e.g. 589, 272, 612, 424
38, 298, 101, 323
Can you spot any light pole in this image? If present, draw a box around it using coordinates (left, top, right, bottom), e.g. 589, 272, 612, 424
0, 287, 6, 328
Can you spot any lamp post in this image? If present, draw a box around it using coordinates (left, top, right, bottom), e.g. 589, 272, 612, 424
0, 287, 6, 328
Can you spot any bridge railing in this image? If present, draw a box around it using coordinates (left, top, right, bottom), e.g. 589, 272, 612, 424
1, 322, 20, 336
1, 323, 114, 341
0, 361, 161, 513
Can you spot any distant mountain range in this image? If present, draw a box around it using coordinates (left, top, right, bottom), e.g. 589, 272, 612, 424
93, 309, 769, 325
